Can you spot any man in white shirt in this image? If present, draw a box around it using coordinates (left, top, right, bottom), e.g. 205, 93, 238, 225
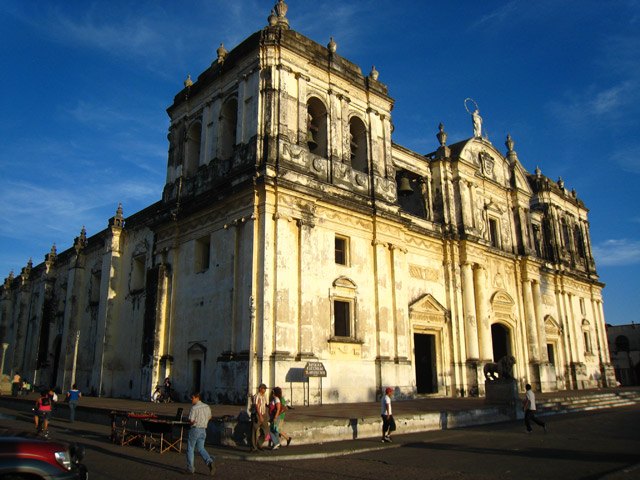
185, 392, 215, 475
523, 384, 546, 433
381, 387, 396, 443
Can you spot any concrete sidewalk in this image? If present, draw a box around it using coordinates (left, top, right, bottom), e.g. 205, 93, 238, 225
1, 387, 638, 457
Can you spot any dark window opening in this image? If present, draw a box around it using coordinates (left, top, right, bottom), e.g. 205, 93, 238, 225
334, 300, 350, 337
489, 218, 499, 248
335, 237, 346, 265
547, 344, 555, 365
307, 97, 327, 157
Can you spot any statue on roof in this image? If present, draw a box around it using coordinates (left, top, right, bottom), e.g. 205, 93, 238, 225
465, 98, 482, 138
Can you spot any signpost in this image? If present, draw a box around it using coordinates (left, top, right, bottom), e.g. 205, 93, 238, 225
303, 362, 326, 405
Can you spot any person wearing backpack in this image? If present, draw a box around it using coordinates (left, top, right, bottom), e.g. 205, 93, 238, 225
34, 390, 52, 436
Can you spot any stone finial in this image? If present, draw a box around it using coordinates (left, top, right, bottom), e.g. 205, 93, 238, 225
274, 0, 288, 17
506, 134, 514, 152
274, 0, 289, 28
184, 75, 193, 88
327, 37, 337, 53
217, 43, 227, 63
571, 188, 577, 198
436, 123, 448, 147
268, 9, 277, 26
21, 258, 32, 279
505, 134, 518, 164
109, 203, 125, 229
535, 165, 541, 177
4, 270, 13, 290
558, 177, 564, 189
74, 225, 88, 255
45, 243, 57, 264
369, 66, 379, 81
435, 123, 450, 159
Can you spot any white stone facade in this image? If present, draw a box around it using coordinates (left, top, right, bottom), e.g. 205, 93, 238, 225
0, 4, 615, 404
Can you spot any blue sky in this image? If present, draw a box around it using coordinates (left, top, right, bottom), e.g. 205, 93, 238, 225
0, 1, 638, 325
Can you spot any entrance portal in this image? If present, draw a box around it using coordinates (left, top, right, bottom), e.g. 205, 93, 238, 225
491, 324, 510, 362
414, 333, 437, 394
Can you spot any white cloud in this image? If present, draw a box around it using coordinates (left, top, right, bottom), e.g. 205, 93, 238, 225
471, 0, 523, 30
610, 145, 640, 175
590, 82, 634, 115
593, 239, 640, 266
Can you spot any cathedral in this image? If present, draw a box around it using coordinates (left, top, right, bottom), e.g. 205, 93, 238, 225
0, 2, 615, 405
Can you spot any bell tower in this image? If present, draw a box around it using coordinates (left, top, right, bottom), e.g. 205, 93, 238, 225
162, 0, 398, 212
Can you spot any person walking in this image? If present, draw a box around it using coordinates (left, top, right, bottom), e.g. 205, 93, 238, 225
277, 394, 292, 447
250, 383, 268, 452
163, 377, 172, 403
185, 392, 215, 476
381, 387, 396, 443
66, 384, 82, 423
12, 372, 21, 397
34, 390, 53, 437
268, 387, 283, 450
523, 384, 546, 433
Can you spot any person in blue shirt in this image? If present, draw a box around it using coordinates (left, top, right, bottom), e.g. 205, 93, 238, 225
66, 384, 82, 423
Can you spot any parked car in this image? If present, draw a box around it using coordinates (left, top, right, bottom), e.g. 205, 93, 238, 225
0, 435, 88, 480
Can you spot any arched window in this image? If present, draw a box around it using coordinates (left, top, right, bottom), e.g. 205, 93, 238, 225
582, 319, 593, 354
307, 97, 327, 157
615, 335, 630, 353
574, 225, 585, 257
561, 219, 571, 251
219, 98, 238, 160
185, 122, 202, 177
349, 116, 368, 172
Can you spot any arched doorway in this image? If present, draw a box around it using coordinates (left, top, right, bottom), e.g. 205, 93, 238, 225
491, 323, 511, 362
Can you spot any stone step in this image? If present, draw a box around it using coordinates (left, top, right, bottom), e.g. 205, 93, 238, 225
538, 393, 640, 415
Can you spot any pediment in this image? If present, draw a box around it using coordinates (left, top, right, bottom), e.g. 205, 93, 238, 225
544, 315, 562, 335
450, 138, 533, 195
333, 276, 357, 289
409, 293, 449, 317
491, 290, 515, 306
188, 342, 207, 354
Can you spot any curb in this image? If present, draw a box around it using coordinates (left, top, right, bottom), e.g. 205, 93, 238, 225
213, 441, 400, 462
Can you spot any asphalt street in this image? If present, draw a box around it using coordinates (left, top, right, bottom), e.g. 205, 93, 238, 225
1, 404, 639, 479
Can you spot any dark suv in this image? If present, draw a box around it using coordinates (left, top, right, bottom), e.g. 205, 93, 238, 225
0, 435, 88, 480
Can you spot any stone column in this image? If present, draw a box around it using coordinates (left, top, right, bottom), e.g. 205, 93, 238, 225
473, 265, 492, 361
461, 262, 479, 360
390, 244, 410, 361
373, 240, 392, 358
295, 73, 309, 146
297, 218, 315, 357
58, 260, 86, 392
522, 279, 540, 362
458, 179, 472, 231
532, 281, 549, 362
596, 300, 610, 363
92, 207, 124, 397
567, 294, 584, 363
